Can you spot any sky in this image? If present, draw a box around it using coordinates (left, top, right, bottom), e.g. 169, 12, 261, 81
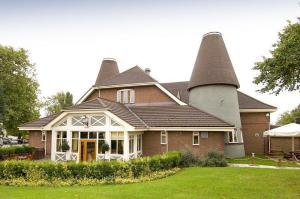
0, 0, 299, 123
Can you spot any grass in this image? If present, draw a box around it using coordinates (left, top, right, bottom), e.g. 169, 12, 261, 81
227, 155, 300, 167
0, 167, 300, 199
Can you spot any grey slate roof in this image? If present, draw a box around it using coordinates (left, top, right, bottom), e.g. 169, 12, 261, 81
95, 59, 120, 86
19, 112, 62, 128
129, 105, 232, 127
161, 81, 276, 110
188, 32, 240, 90
96, 66, 157, 86
20, 98, 232, 129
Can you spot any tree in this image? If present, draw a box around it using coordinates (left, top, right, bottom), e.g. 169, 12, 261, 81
44, 91, 73, 115
0, 45, 40, 136
276, 104, 300, 125
253, 18, 300, 95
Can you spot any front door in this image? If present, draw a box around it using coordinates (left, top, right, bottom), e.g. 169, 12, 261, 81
80, 140, 96, 162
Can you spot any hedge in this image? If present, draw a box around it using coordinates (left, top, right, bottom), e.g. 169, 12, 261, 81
0, 145, 35, 159
0, 151, 181, 181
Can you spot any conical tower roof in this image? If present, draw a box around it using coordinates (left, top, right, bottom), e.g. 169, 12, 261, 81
188, 32, 239, 90
95, 58, 120, 86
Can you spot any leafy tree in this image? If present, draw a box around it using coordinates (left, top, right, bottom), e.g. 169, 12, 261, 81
276, 104, 300, 125
253, 18, 300, 94
44, 91, 73, 115
0, 45, 40, 136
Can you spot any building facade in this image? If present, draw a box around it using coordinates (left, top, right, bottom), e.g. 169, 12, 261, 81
19, 32, 276, 162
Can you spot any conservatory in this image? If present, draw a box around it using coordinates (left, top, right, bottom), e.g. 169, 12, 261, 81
50, 111, 143, 162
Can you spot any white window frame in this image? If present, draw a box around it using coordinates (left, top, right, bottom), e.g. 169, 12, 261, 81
116, 89, 135, 104
110, 132, 124, 155
137, 134, 142, 152
193, 132, 200, 145
56, 131, 67, 152
41, 131, 46, 142
228, 131, 238, 143
129, 135, 134, 154
97, 132, 106, 154
161, 131, 167, 145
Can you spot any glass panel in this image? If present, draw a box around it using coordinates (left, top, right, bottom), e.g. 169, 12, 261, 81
72, 139, 78, 152
111, 132, 118, 139
72, 116, 84, 126
91, 116, 105, 126
57, 132, 61, 139
56, 139, 62, 152
193, 135, 199, 145
86, 142, 95, 161
80, 142, 84, 161
98, 132, 105, 139
59, 120, 67, 126
118, 132, 124, 139
62, 131, 67, 138
72, 131, 79, 139
118, 140, 124, 154
129, 137, 134, 153
111, 140, 117, 154
81, 132, 88, 139
111, 119, 121, 126
98, 140, 105, 154
89, 132, 97, 139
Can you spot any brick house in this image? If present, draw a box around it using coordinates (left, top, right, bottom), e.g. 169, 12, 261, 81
19, 32, 276, 162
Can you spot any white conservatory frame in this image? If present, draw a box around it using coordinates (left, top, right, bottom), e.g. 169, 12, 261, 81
49, 110, 143, 162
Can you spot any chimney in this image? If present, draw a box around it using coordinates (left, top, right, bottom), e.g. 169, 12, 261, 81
94, 58, 119, 86
145, 68, 151, 75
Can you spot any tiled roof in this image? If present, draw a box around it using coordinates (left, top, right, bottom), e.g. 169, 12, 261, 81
189, 32, 240, 90
161, 81, 276, 110
19, 98, 232, 129
97, 66, 157, 86
19, 112, 62, 128
95, 59, 120, 86
130, 105, 232, 127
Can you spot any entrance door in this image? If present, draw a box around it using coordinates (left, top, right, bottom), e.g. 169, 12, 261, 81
80, 140, 96, 162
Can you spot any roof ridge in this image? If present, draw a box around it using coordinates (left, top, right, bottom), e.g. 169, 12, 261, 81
237, 91, 276, 109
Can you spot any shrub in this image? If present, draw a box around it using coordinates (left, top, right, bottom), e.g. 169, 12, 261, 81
0, 151, 182, 184
179, 151, 200, 167
0, 145, 35, 159
201, 151, 227, 167
101, 143, 110, 153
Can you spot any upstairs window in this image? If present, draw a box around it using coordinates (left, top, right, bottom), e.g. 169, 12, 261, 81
117, 89, 135, 104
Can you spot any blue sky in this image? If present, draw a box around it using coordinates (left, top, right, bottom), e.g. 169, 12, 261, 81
0, 0, 299, 123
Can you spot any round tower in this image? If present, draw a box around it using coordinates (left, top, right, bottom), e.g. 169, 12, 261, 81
188, 32, 245, 158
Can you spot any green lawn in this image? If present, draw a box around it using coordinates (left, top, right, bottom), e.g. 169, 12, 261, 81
1, 167, 300, 199
227, 156, 300, 167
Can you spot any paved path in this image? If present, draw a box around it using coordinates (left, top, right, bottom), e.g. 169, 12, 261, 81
228, 163, 300, 170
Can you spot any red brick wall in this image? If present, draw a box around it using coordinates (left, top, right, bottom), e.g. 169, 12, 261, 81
142, 131, 225, 157
241, 112, 270, 155
85, 85, 175, 104
28, 131, 52, 156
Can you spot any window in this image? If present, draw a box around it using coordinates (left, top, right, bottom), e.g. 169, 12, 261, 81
59, 119, 67, 126
137, 134, 142, 151
111, 132, 124, 154
90, 115, 105, 126
80, 132, 97, 139
201, 132, 208, 139
41, 131, 46, 142
193, 132, 200, 145
117, 89, 135, 104
56, 131, 67, 152
72, 116, 85, 126
97, 132, 105, 154
72, 131, 79, 152
111, 119, 121, 126
228, 131, 238, 143
161, 131, 167, 144
129, 135, 134, 154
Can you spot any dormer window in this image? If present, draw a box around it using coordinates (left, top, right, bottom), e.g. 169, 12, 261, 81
117, 89, 135, 104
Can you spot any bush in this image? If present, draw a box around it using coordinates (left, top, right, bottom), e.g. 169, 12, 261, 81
201, 151, 227, 167
179, 151, 200, 167
0, 145, 35, 159
0, 151, 182, 184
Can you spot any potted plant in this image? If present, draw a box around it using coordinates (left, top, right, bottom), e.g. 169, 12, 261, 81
61, 140, 70, 152
101, 143, 110, 153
